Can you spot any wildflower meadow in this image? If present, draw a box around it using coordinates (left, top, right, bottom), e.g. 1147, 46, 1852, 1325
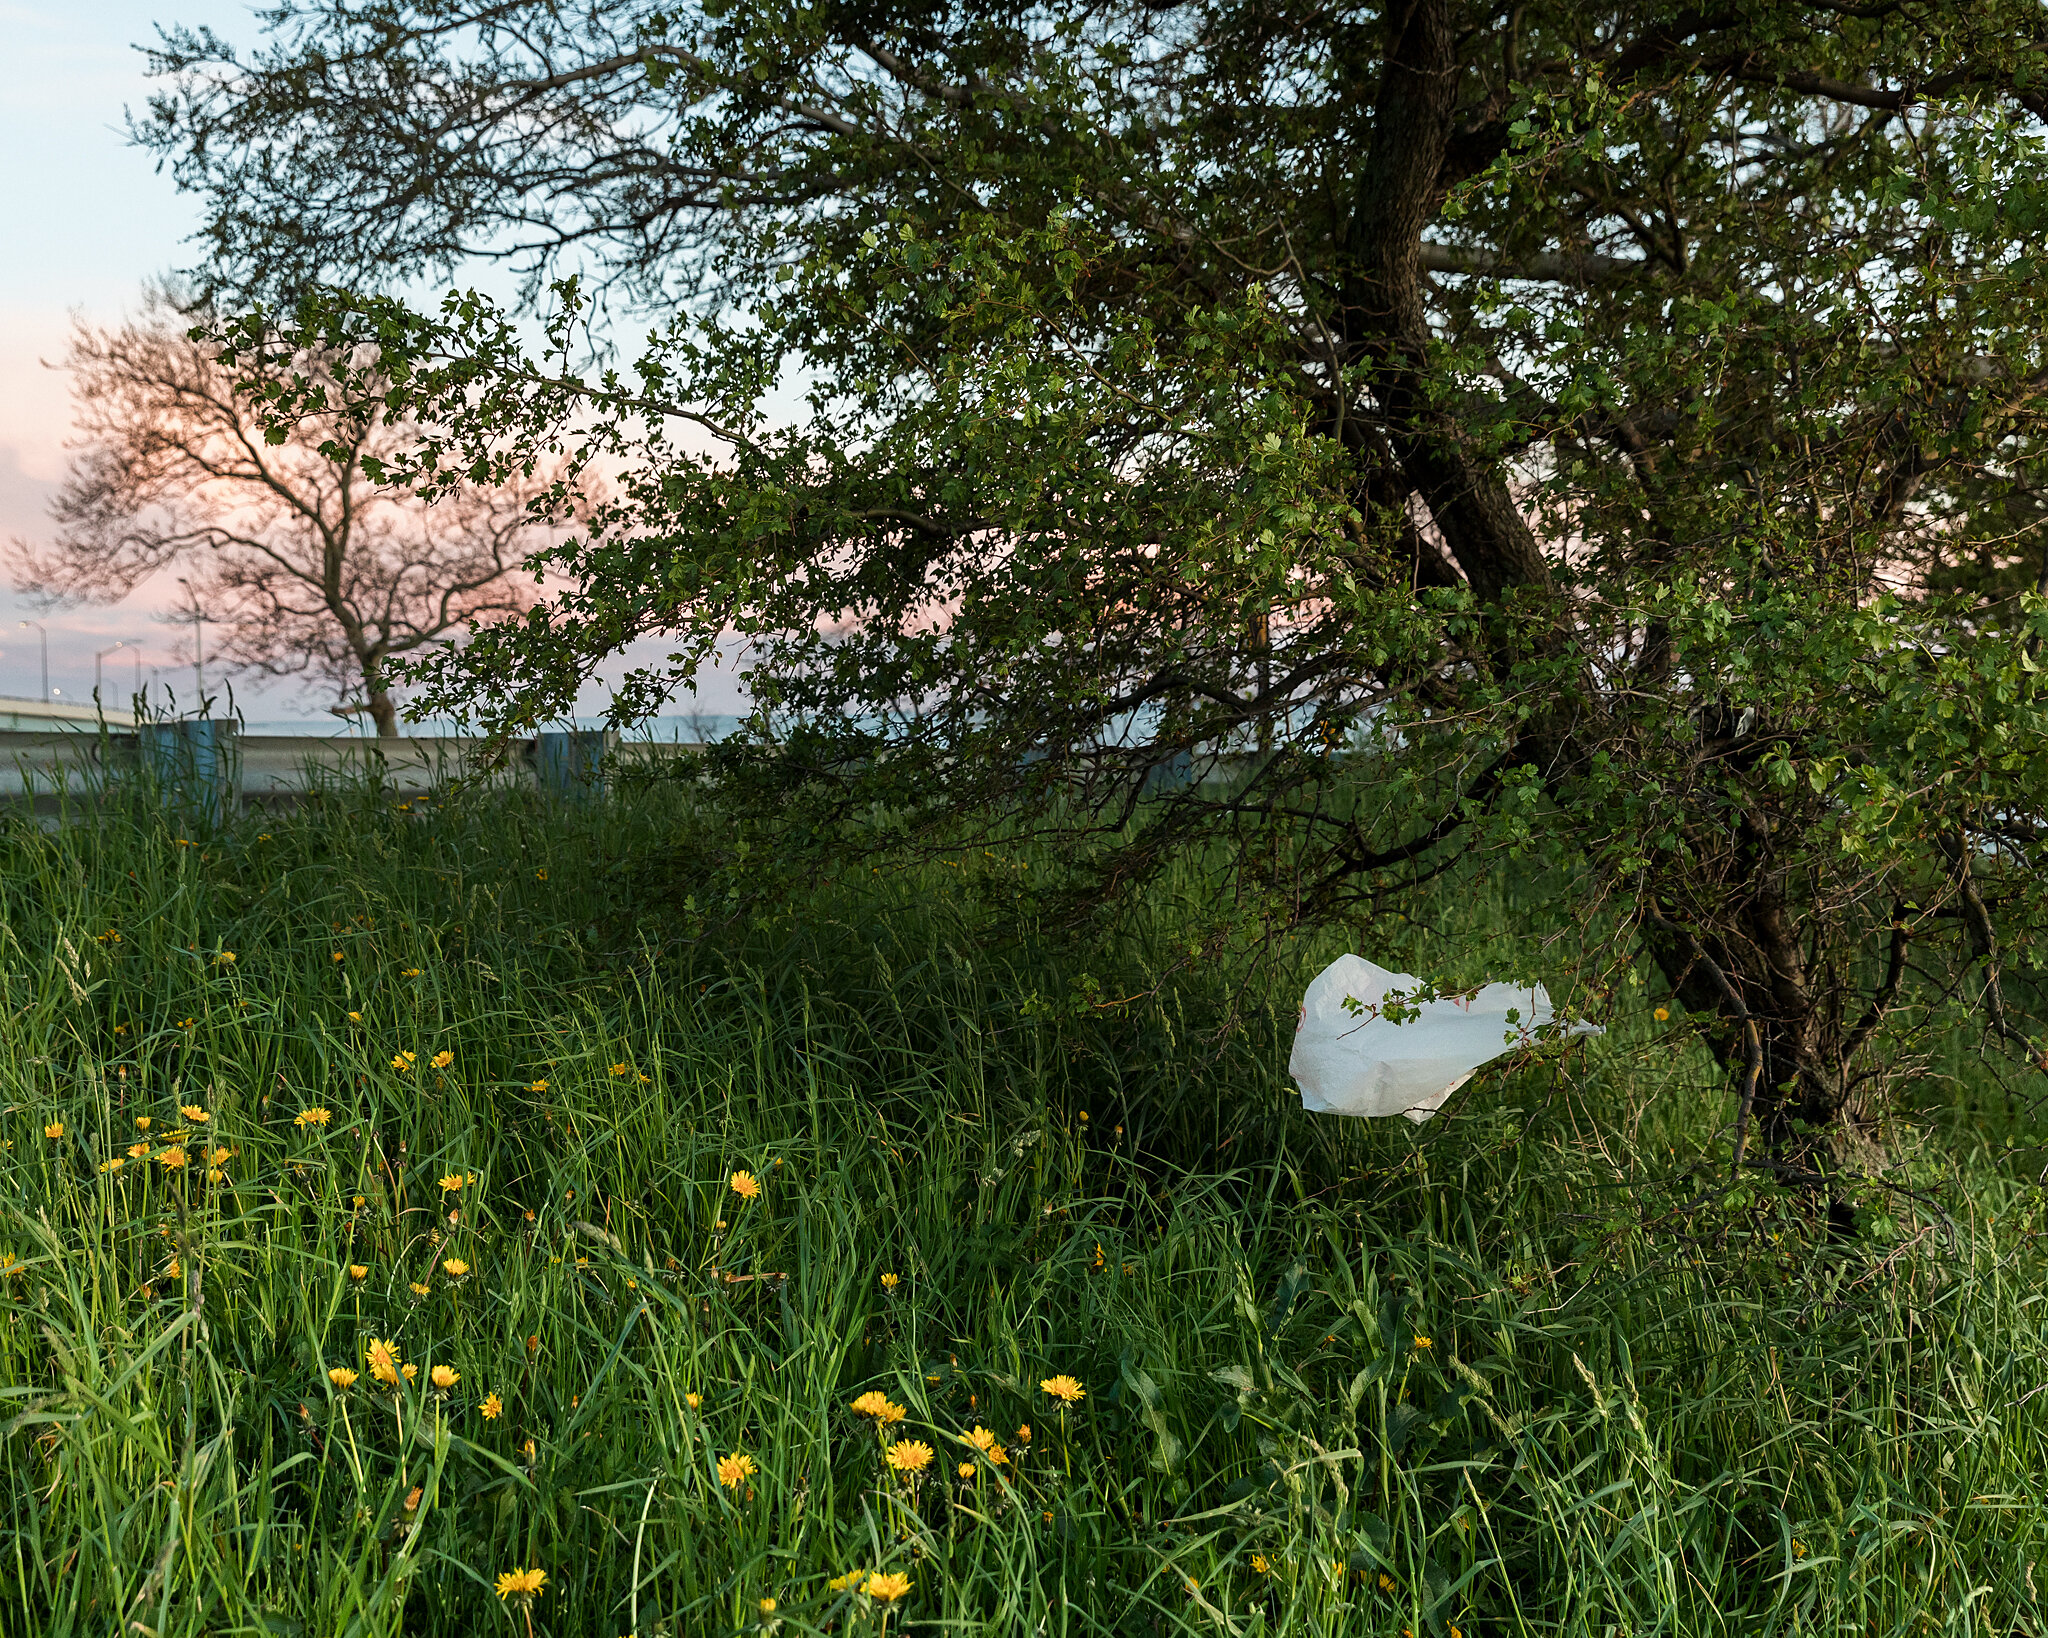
1, 778, 2045, 1637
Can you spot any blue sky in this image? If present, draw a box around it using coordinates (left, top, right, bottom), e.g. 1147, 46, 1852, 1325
0, 1, 741, 724
0, 0, 220, 644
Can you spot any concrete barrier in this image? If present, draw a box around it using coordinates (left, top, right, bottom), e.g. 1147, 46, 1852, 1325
0, 723, 702, 820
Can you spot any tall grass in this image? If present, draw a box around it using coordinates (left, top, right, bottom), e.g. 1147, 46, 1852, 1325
1, 780, 2043, 1637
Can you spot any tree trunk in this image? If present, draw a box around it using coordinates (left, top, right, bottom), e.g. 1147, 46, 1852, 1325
1340, 0, 1553, 607
1641, 900, 1874, 1170
1341, 0, 1883, 1167
368, 690, 400, 738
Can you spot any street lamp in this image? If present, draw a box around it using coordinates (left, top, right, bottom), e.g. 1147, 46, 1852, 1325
175, 580, 209, 708
95, 641, 139, 704
16, 620, 47, 701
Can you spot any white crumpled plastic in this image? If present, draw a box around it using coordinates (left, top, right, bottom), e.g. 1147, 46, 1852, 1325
1289, 954, 1602, 1123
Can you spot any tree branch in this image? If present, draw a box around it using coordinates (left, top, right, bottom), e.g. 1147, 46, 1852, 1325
1420, 241, 1648, 285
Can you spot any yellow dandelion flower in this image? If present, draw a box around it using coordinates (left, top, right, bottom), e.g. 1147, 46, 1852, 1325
864, 1572, 911, 1602
216, 951, 236, 965
1378, 1573, 1396, 1593
957, 1461, 976, 1478
534, 868, 548, 881
885, 1440, 934, 1474
1251, 1554, 1271, 1575
480, 1391, 503, 1419
610, 1062, 628, 1076
430, 1364, 459, 1391
332, 950, 345, 962
401, 1362, 418, 1384
366, 1338, 400, 1386
134, 1115, 151, 1131
294, 1107, 332, 1128
1016, 1423, 1032, 1444
410, 1281, 432, 1297
759, 1597, 777, 1615
494, 1567, 546, 1605
827, 1571, 865, 1593
347, 1010, 363, 1022
1040, 1375, 1085, 1403
207, 1147, 231, 1165
529, 1078, 548, 1092
159, 1146, 188, 1170
98, 1156, 124, 1173
1413, 1336, 1432, 1350
207, 1167, 225, 1184
1654, 1005, 1670, 1022
329, 1366, 358, 1390
965, 1426, 1000, 1453
685, 1392, 702, 1409
716, 1451, 757, 1489
442, 1257, 470, 1278
438, 1173, 466, 1193
43, 1121, 63, 1140
401, 967, 422, 978
180, 1105, 209, 1123
879, 1272, 900, 1291
730, 1170, 761, 1200
128, 1142, 150, 1158
431, 1050, 453, 1070
391, 1052, 416, 1071
348, 1264, 369, 1281
849, 1391, 906, 1423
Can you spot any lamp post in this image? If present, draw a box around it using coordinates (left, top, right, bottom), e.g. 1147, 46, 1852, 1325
175, 580, 208, 709
16, 620, 47, 701
95, 640, 136, 701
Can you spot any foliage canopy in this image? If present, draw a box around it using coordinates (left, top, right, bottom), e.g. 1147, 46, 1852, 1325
148, 0, 2048, 1155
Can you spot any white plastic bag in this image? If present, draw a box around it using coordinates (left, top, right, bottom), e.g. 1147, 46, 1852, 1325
1289, 954, 1601, 1123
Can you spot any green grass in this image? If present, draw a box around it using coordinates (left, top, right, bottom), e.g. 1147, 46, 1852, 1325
1, 781, 2045, 1637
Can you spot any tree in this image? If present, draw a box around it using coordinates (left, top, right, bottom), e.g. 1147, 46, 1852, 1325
151, 2, 2048, 1173
11, 289, 571, 737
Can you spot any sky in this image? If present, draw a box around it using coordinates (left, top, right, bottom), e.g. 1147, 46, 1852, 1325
0, 0, 745, 728
0, 0, 240, 707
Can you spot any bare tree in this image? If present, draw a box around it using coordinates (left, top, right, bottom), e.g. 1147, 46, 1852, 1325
10, 287, 574, 737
